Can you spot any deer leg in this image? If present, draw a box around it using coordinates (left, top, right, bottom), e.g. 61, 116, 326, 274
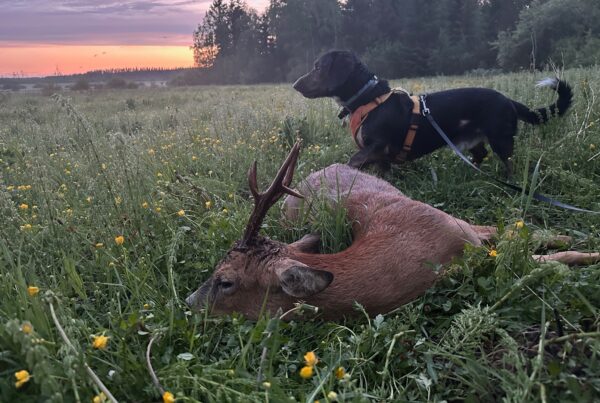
471, 225, 497, 242
532, 252, 600, 266
289, 233, 321, 253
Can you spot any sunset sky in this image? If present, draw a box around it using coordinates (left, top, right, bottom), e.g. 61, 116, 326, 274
0, 0, 269, 77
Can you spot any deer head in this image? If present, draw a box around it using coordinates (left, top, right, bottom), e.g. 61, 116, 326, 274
185, 142, 334, 319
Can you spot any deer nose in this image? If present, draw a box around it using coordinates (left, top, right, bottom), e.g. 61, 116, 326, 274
185, 290, 198, 308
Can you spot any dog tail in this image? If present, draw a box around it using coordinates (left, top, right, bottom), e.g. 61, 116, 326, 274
512, 77, 573, 125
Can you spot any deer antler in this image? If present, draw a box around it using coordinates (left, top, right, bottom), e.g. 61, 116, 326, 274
239, 141, 303, 248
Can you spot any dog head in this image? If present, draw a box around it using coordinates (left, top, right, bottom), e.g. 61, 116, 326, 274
293, 50, 363, 99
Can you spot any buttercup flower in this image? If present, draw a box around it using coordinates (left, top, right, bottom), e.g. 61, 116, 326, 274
205, 200, 212, 209
21, 322, 33, 334
299, 365, 314, 379
163, 391, 175, 403
489, 249, 498, 257
92, 335, 109, 350
92, 392, 107, 403
27, 286, 39, 296
15, 370, 30, 388
19, 203, 29, 210
95, 243, 104, 249
334, 366, 345, 380
304, 351, 318, 367
177, 209, 185, 217
142, 201, 149, 209
327, 391, 338, 401
515, 220, 524, 229
20, 224, 32, 231
114, 235, 124, 246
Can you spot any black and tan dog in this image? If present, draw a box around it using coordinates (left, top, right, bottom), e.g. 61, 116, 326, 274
293, 50, 573, 174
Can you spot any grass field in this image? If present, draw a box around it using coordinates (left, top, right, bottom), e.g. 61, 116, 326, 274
1, 68, 600, 402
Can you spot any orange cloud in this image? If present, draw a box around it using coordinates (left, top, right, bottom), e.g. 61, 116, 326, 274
0, 44, 195, 77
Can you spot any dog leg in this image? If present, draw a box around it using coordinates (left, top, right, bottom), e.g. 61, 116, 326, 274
348, 144, 391, 171
469, 142, 488, 166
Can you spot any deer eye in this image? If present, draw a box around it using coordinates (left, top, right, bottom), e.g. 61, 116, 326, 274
217, 280, 236, 295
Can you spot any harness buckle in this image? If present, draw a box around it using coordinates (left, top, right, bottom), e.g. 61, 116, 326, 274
420, 95, 430, 116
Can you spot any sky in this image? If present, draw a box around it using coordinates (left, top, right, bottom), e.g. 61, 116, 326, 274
0, 0, 269, 77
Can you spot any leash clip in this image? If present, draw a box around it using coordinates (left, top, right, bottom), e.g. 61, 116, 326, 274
420, 95, 430, 116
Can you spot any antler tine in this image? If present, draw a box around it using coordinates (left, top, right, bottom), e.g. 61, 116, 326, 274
247, 161, 259, 200
239, 141, 303, 247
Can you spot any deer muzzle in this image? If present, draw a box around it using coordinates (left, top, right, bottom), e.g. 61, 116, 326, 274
185, 278, 213, 310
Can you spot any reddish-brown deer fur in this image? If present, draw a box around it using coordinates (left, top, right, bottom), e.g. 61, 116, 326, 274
186, 143, 599, 320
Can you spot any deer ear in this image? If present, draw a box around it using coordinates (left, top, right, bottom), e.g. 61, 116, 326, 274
279, 266, 333, 298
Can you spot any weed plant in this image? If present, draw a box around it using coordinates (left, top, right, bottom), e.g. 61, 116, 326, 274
1, 69, 599, 402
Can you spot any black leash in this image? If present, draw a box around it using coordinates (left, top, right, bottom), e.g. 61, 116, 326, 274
419, 95, 600, 214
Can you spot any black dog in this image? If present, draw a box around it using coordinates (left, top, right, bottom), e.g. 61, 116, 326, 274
293, 50, 573, 174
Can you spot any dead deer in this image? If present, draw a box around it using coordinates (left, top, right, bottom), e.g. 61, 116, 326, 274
186, 142, 599, 320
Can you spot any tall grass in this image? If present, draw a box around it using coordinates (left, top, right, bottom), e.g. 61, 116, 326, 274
1, 68, 599, 401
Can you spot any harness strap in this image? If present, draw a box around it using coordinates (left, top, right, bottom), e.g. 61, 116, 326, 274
396, 95, 421, 161
349, 88, 420, 162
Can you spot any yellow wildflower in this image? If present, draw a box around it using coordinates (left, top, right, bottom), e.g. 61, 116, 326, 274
222, 208, 228, 214
262, 381, 271, 389
334, 366, 345, 379
489, 249, 498, 257
299, 365, 313, 379
205, 200, 212, 209
92, 392, 107, 403
21, 322, 33, 334
27, 286, 39, 296
19, 203, 29, 210
7, 185, 15, 191
86, 196, 93, 203
65, 208, 73, 215
192, 155, 197, 161
101, 163, 107, 171
95, 243, 104, 249
148, 148, 156, 155
14, 370, 30, 388
92, 334, 109, 350
163, 391, 175, 403
155, 207, 162, 213
20, 224, 32, 231
515, 220, 524, 229
177, 209, 185, 217
114, 235, 124, 246
590, 144, 596, 151
142, 201, 149, 209
327, 391, 338, 401
143, 303, 150, 309
304, 351, 318, 367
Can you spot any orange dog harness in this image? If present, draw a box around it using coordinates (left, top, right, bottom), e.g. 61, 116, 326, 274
349, 89, 421, 161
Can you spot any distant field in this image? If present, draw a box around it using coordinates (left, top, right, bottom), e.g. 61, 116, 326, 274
1, 69, 599, 402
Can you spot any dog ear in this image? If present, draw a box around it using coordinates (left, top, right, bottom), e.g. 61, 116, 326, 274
325, 51, 359, 92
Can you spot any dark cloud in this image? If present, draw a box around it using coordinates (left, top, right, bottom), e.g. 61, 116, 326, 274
0, 0, 219, 45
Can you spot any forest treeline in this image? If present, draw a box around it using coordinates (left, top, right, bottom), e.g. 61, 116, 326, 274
178, 0, 600, 85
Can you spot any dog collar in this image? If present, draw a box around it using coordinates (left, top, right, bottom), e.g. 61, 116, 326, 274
341, 75, 379, 111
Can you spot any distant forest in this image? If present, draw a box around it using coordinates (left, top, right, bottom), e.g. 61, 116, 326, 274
181, 0, 600, 85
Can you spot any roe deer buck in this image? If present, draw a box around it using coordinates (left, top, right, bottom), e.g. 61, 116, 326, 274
186, 142, 599, 320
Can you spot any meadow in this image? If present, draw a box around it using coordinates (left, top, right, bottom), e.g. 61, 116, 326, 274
1, 68, 599, 402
